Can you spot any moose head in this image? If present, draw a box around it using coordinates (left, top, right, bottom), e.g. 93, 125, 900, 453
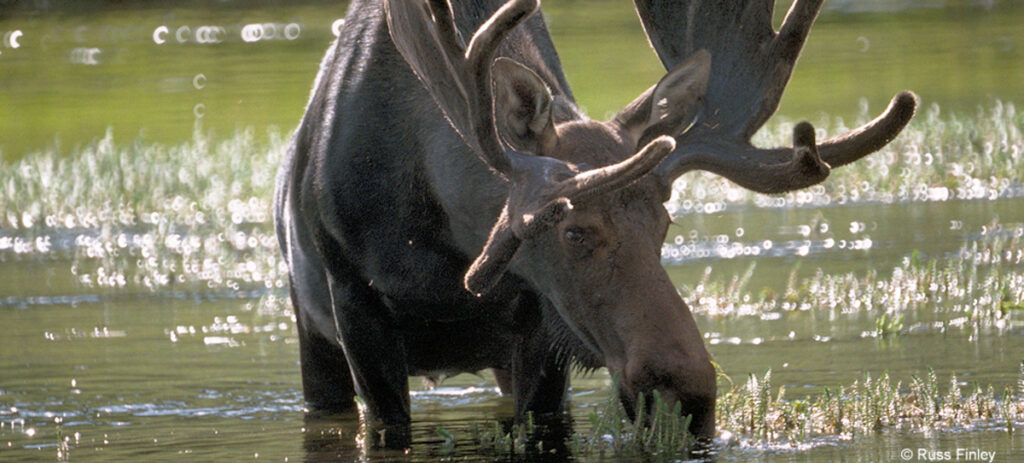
386, 0, 916, 438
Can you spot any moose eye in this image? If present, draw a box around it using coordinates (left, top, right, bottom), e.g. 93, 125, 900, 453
564, 228, 586, 246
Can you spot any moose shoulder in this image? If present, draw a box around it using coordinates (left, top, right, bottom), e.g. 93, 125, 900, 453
274, 0, 917, 448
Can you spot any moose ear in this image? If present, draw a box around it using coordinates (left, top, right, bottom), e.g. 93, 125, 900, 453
492, 57, 556, 154
614, 49, 711, 147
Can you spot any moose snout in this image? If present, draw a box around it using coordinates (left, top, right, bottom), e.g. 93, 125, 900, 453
619, 353, 717, 439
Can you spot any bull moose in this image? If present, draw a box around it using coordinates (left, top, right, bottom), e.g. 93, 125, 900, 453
274, 0, 916, 447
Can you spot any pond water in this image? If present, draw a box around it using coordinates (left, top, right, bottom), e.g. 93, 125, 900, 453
1, 0, 1023, 462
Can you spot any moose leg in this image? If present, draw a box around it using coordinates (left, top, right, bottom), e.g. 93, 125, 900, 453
283, 239, 358, 411
294, 291, 357, 412
492, 367, 514, 395
513, 339, 569, 418
511, 296, 570, 418
325, 270, 411, 448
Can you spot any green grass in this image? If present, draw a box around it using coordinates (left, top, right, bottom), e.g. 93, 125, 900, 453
572, 379, 696, 458
716, 365, 1023, 448
452, 379, 699, 460
688, 231, 1024, 335
0, 125, 287, 293
1, 101, 1020, 296
431, 365, 1022, 459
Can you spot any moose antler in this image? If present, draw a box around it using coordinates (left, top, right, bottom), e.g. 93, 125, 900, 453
386, 0, 535, 177
387, 0, 680, 295
634, 0, 917, 193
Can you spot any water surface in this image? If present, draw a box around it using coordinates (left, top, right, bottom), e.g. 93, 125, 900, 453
1, 0, 1022, 461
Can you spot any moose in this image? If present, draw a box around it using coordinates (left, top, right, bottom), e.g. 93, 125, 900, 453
274, 0, 916, 447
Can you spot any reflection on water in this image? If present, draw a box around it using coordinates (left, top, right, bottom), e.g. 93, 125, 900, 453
1, 0, 1023, 462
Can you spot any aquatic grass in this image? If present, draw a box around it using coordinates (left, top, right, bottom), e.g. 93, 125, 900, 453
690, 229, 1024, 335
435, 427, 456, 456
874, 312, 904, 337
460, 379, 698, 460
1, 101, 1021, 299
0, 125, 289, 294
570, 376, 696, 458
1, 126, 279, 231
470, 415, 553, 456
54, 417, 71, 462
444, 365, 1022, 459
716, 367, 1024, 449
667, 100, 1024, 216
469, 420, 518, 454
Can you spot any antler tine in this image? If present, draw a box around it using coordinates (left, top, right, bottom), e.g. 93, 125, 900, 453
425, 0, 465, 62
634, 0, 917, 194
748, 0, 824, 136
662, 122, 829, 194
818, 91, 918, 168
464, 206, 522, 296
423, 0, 540, 178
773, 0, 824, 61
558, 136, 677, 200
466, 0, 541, 177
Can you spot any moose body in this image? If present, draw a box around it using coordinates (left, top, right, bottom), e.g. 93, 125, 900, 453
276, 0, 916, 447
276, 1, 591, 439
